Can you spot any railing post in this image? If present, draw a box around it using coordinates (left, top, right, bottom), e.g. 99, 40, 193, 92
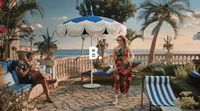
52, 59, 58, 88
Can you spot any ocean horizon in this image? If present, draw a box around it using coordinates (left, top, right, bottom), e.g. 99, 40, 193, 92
54, 49, 200, 58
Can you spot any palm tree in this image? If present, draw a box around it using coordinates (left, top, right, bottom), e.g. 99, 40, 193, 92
163, 35, 174, 64
76, 0, 136, 23
34, 42, 45, 59
137, 0, 193, 63
163, 35, 174, 53
126, 28, 143, 46
34, 28, 57, 60
0, 0, 44, 60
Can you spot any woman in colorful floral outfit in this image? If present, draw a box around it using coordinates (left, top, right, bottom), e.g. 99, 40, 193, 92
112, 35, 134, 104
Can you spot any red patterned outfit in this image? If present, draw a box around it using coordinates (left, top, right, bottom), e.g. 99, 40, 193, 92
113, 47, 132, 94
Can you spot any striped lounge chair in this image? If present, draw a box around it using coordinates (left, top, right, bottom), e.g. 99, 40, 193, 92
141, 76, 181, 111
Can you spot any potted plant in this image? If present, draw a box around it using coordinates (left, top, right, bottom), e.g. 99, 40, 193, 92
34, 28, 57, 60
163, 36, 174, 64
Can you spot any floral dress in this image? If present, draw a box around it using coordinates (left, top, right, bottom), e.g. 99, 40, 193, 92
113, 47, 132, 94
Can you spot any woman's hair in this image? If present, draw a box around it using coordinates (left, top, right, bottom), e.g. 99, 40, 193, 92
27, 52, 34, 59
117, 35, 128, 47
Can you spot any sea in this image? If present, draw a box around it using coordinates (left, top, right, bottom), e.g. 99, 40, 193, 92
54, 49, 200, 58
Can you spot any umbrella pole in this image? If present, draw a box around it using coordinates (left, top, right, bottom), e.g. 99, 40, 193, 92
82, 35, 100, 89
91, 36, 93, 84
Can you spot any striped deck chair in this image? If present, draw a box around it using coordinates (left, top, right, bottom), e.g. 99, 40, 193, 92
141, 76, 182, 111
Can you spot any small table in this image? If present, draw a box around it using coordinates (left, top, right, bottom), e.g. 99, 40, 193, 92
81, 70, 112, 82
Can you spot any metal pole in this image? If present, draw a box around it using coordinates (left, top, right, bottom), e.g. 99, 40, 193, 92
141, 75, 144, 108
90, 36, 93, 84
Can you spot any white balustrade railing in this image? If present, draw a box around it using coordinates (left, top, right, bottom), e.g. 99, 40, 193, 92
51, 54, 200, 80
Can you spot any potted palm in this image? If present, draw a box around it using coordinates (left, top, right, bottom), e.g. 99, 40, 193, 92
34, 28, 57, 67
34, 28, 57, 60
163, 36, 174, 64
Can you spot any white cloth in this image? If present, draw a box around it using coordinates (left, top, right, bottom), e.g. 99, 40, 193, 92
161, 106, 182, 111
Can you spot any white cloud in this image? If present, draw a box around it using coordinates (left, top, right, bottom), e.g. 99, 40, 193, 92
185, 12, 194, 19
182, 11, 200, 28
193, 12, 200, 18
194, 21, 200, 25
52, 16, 68, 20
171, 14, 178, 20
183, 23, 194, 28
185, 11, 200, 20
30, 24, 43, 30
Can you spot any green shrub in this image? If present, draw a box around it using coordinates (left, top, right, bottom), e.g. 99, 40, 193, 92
175, 63, 196, 80
162, 64, 176, 76
171, 79, 200, 97
141, 63, 197, 77
184, 63, 196, 74
176, 96, 199, 110
174, 91, 200, 110
152, 67, 166, 76
175, 66, 188, 80
141, 63, 166, 76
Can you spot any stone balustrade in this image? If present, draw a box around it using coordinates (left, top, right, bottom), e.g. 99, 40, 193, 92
43, 53, 200, 84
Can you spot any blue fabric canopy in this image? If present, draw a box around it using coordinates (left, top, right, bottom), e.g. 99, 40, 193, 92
57, 15, 126, 37
63, 16, 114, 24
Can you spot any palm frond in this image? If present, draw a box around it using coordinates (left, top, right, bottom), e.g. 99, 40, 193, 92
46, 28, 50, 38
168, 0, 190, 8
130, 34, 143, 41
165, 19, 179, 39
137, 0, 159, 21
138, 0, 158, 9
171, 3, 193, 13
52, 30, 56, 37
170, 10, 184, 25
141, 18, 158, 32
51, 40, 58, 44
11, 0, 44, 22
41, 35, 46, 41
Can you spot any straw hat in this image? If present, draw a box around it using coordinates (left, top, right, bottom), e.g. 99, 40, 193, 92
117, 35, 129, 47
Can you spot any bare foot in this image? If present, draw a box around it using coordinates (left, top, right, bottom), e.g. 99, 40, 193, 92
112, 101, 118, 105
113, 95, 118, 105
122, 94, 127, 98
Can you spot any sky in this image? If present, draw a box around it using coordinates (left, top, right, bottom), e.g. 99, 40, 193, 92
23, 0, 200, 52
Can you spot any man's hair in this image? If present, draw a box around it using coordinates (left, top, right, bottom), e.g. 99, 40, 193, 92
27, 52, 34, 58
18, 52, 26, 58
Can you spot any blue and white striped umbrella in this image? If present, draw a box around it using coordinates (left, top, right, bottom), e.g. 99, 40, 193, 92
56, 15, 126, 37
56, 13, 127, 88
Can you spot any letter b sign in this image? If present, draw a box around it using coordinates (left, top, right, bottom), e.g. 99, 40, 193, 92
89, 47, 98, 59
